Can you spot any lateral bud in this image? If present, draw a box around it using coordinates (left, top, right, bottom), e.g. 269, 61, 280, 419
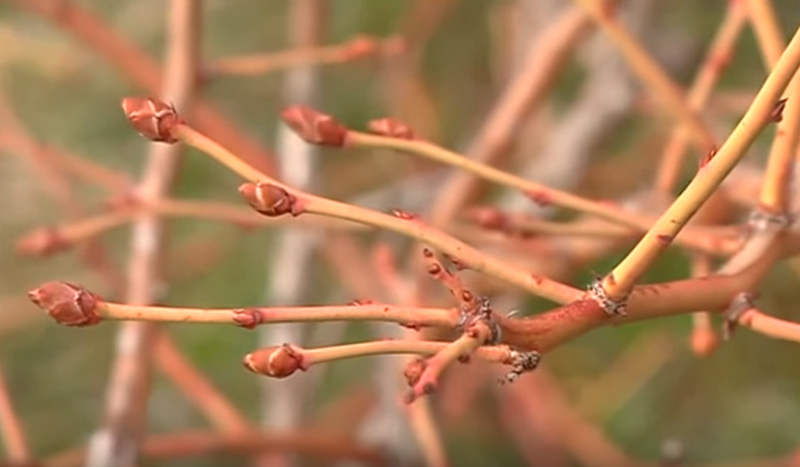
27, 281, 103, 327
243, 344, 307, 378
121, 97, 183, 143
238, 182, 299, 217
280, 106, 348, 147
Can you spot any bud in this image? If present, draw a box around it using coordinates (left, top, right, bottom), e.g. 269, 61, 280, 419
243, 344, 306, 378
27, 281, 103, 327
16, 227, 69, 256
367, 118, 416, 140
403, 357, 427, 387
238, 182, 299, 217
121, 97, 183, 143
771, 97, 788, 123
232, 308, 264, 329
280, 106, 348, 147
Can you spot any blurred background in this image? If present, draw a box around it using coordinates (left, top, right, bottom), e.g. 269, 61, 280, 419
1, 1, 800, 466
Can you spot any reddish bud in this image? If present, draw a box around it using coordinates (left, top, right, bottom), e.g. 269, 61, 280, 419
280, 106, 348, 147
656, 234, 673, 245
348, 299, 376, 306
243, 344, 307, 378
367, 118, 416, 140
16, 227, 69, 256
443, 253, 468, 270
699, 147, 717, 169
238, 182, 299, 217
232, 308, 264, 329
27, 281, 103, 327
390, 208, 419, 221
403, 358, 427, 387
427, 263, 442, 275
121, 97, 183, 143
771, 97, 788, 122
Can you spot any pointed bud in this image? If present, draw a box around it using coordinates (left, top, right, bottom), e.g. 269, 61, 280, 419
243, 344, 307, 378
280, 106, 348, 147
238, 182, 298, 217
367, 118, 416, 140
121, 97, 183, 143
27, 281, 103, 327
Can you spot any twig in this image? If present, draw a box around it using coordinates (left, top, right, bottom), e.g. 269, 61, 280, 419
424, 3, 605, 228
6, 0, 275, 175
244, 340, 513, 379
655, 1, 748, 194
206, 34, 401, 77
45, 430, 388, 467
735, 308, 800, 344
575, 0, 717, 155
152, 331, 252, 433
117, 109, 581, 303
689, 253, 719, 357
744, 0, 785, 68
599, 24, 800, 302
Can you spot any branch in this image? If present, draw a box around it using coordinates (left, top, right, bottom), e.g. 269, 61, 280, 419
598, 24, 800, 303
86, 2, 201, 466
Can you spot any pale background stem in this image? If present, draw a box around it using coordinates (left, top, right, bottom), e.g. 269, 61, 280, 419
85, 2, 201, 466
258, 2, 324, 467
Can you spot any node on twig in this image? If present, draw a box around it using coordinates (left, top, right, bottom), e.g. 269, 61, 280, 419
723, 292, 755, 340
500, 349, 541, 385
587, 277, 627, 317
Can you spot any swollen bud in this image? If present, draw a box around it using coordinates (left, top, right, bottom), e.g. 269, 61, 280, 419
121, 97, 183, 143
280, 106, 348, 147
27, 281, 103, 327
238, 182, 300, 217
243, 344, 307, 378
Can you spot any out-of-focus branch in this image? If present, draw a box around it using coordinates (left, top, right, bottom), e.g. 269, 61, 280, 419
85, 2, 201, 466
46, 430, 388, 467
258, 2, 325, 467
655, 1, 747, 194
5, 0, 275, 175
206, 34, 401, 78
425, 3, 604, 230
0, 363, 29, 464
